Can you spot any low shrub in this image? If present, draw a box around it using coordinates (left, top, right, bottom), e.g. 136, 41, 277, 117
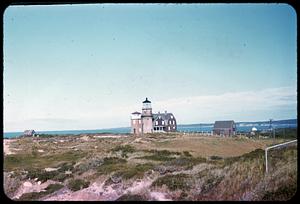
67, 179, 90, 191
113, 163, 154, 180
138, 149, 181, 161
17, 183, 64, 201
26, 169, 59, 183
166, 156, 206, 169
183, 151, 192, 157
210, 155, 223, 160
117, 194, 145, 201
112, 145, 136, 158
152, 173, 191, 191
97, 157, 127, 175
262, 183, 297, 201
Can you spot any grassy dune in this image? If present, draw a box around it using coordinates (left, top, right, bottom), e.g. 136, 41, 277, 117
3, 133, 297, 201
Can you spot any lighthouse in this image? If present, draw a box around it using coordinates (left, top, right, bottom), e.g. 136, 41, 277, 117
141, 97, 153, 133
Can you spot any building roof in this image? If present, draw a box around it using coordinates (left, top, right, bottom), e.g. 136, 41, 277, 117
23, 130, 35, 134
213, 120, 235, 129
153, 112, 175, 123
143, 97, 151, 103
131, 111, 141, 115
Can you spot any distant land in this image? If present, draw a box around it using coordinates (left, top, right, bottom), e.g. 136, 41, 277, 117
3, 119, 297, 139
179, 119, 297, 127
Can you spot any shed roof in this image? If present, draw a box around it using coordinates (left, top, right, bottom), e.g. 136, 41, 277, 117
213, 120, 235, 129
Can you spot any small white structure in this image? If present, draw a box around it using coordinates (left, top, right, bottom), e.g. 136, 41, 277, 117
250, 127, 257, 136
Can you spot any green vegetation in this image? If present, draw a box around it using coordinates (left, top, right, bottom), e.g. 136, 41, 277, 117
262, 183, 297, 201
224, 148, 265, 166
210, 155, 223, 160
26, 167, 73, 183
17, 184, 64, 201
117, 194, 145, 201
165, 156, 207, 169
67, 179, 90, 191
4, 151, 87, 172
183, 151, 192, 157
260, 128, 297, 139
152, 173, 191, 191
201, 174, 224, 194
97, 157, 127, 175
138, 149, 181, 161
112, 163, 154, 180
74, 157, 104, 175
111, 145, 136, 158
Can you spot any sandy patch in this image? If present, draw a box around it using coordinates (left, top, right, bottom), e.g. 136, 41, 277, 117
13, 180, 58, 200
45, 167, 60, 172
149, 192, 172, 201
3, 139, 17, 155
94, 135, 128, 139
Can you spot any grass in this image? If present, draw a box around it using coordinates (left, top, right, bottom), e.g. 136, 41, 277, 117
4, 150, 87, 172
262, 184, 297, 201
111, 145, 136, 158
17, 184, 64, 201
116, 194, 145, 201
97, 157, 128, 175
67, 179, 90, 191
138, 149, 181, 161
165, 156, 207, 169
152, 173, 191, 191
112, 163, 154, 180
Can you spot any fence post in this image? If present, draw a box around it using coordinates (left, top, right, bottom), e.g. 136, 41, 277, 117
265, 149, 268, 173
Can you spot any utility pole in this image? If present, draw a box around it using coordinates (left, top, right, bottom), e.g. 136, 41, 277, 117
269, 119, 273, 139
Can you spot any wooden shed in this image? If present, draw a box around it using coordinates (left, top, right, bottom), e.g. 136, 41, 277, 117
213, 120, 236, 136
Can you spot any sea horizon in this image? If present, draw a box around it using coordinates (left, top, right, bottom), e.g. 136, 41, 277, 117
3, 118, 297, 139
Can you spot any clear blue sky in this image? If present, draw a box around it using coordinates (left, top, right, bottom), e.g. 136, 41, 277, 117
4, 3, 297, 132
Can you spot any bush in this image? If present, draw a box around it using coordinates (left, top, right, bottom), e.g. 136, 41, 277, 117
17, 183, 64, 201
138, 149, 181, 161
262, 183, 297, 201
113, 163, 154, 180
67, 179, 90, 191
166, 156, 206, 169
117, 194, 145, 201
152, 173, 191, 191
183, 151, 192, 157
210, 155, 223, 160
112, 145, 136, 158
26, 169, 59, 183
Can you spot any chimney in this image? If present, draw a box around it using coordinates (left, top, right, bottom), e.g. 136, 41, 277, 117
165, 110, 167, 114
158, 111, 160, 114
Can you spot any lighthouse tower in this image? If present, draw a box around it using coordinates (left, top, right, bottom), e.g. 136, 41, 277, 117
141, 97, 153, 133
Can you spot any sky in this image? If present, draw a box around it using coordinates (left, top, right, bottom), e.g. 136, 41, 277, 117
3, 3, 297, 132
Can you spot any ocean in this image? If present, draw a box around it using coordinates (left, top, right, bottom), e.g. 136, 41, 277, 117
3, 120, 297, 139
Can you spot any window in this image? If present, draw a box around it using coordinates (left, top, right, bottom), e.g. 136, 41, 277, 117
171, 115, 173, 119
173, 120, 175, 125
133, 120, 135, 124
155, 121, 158, 125
138, 120, 140, 124
168, 127, 170, 131
173, 126, 175, 129
162, 121, 165, 125
169, 121, 171, 125
139, 128, 141, 132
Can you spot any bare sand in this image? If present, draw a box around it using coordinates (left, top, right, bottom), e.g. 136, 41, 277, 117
4, 139, 16, 155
